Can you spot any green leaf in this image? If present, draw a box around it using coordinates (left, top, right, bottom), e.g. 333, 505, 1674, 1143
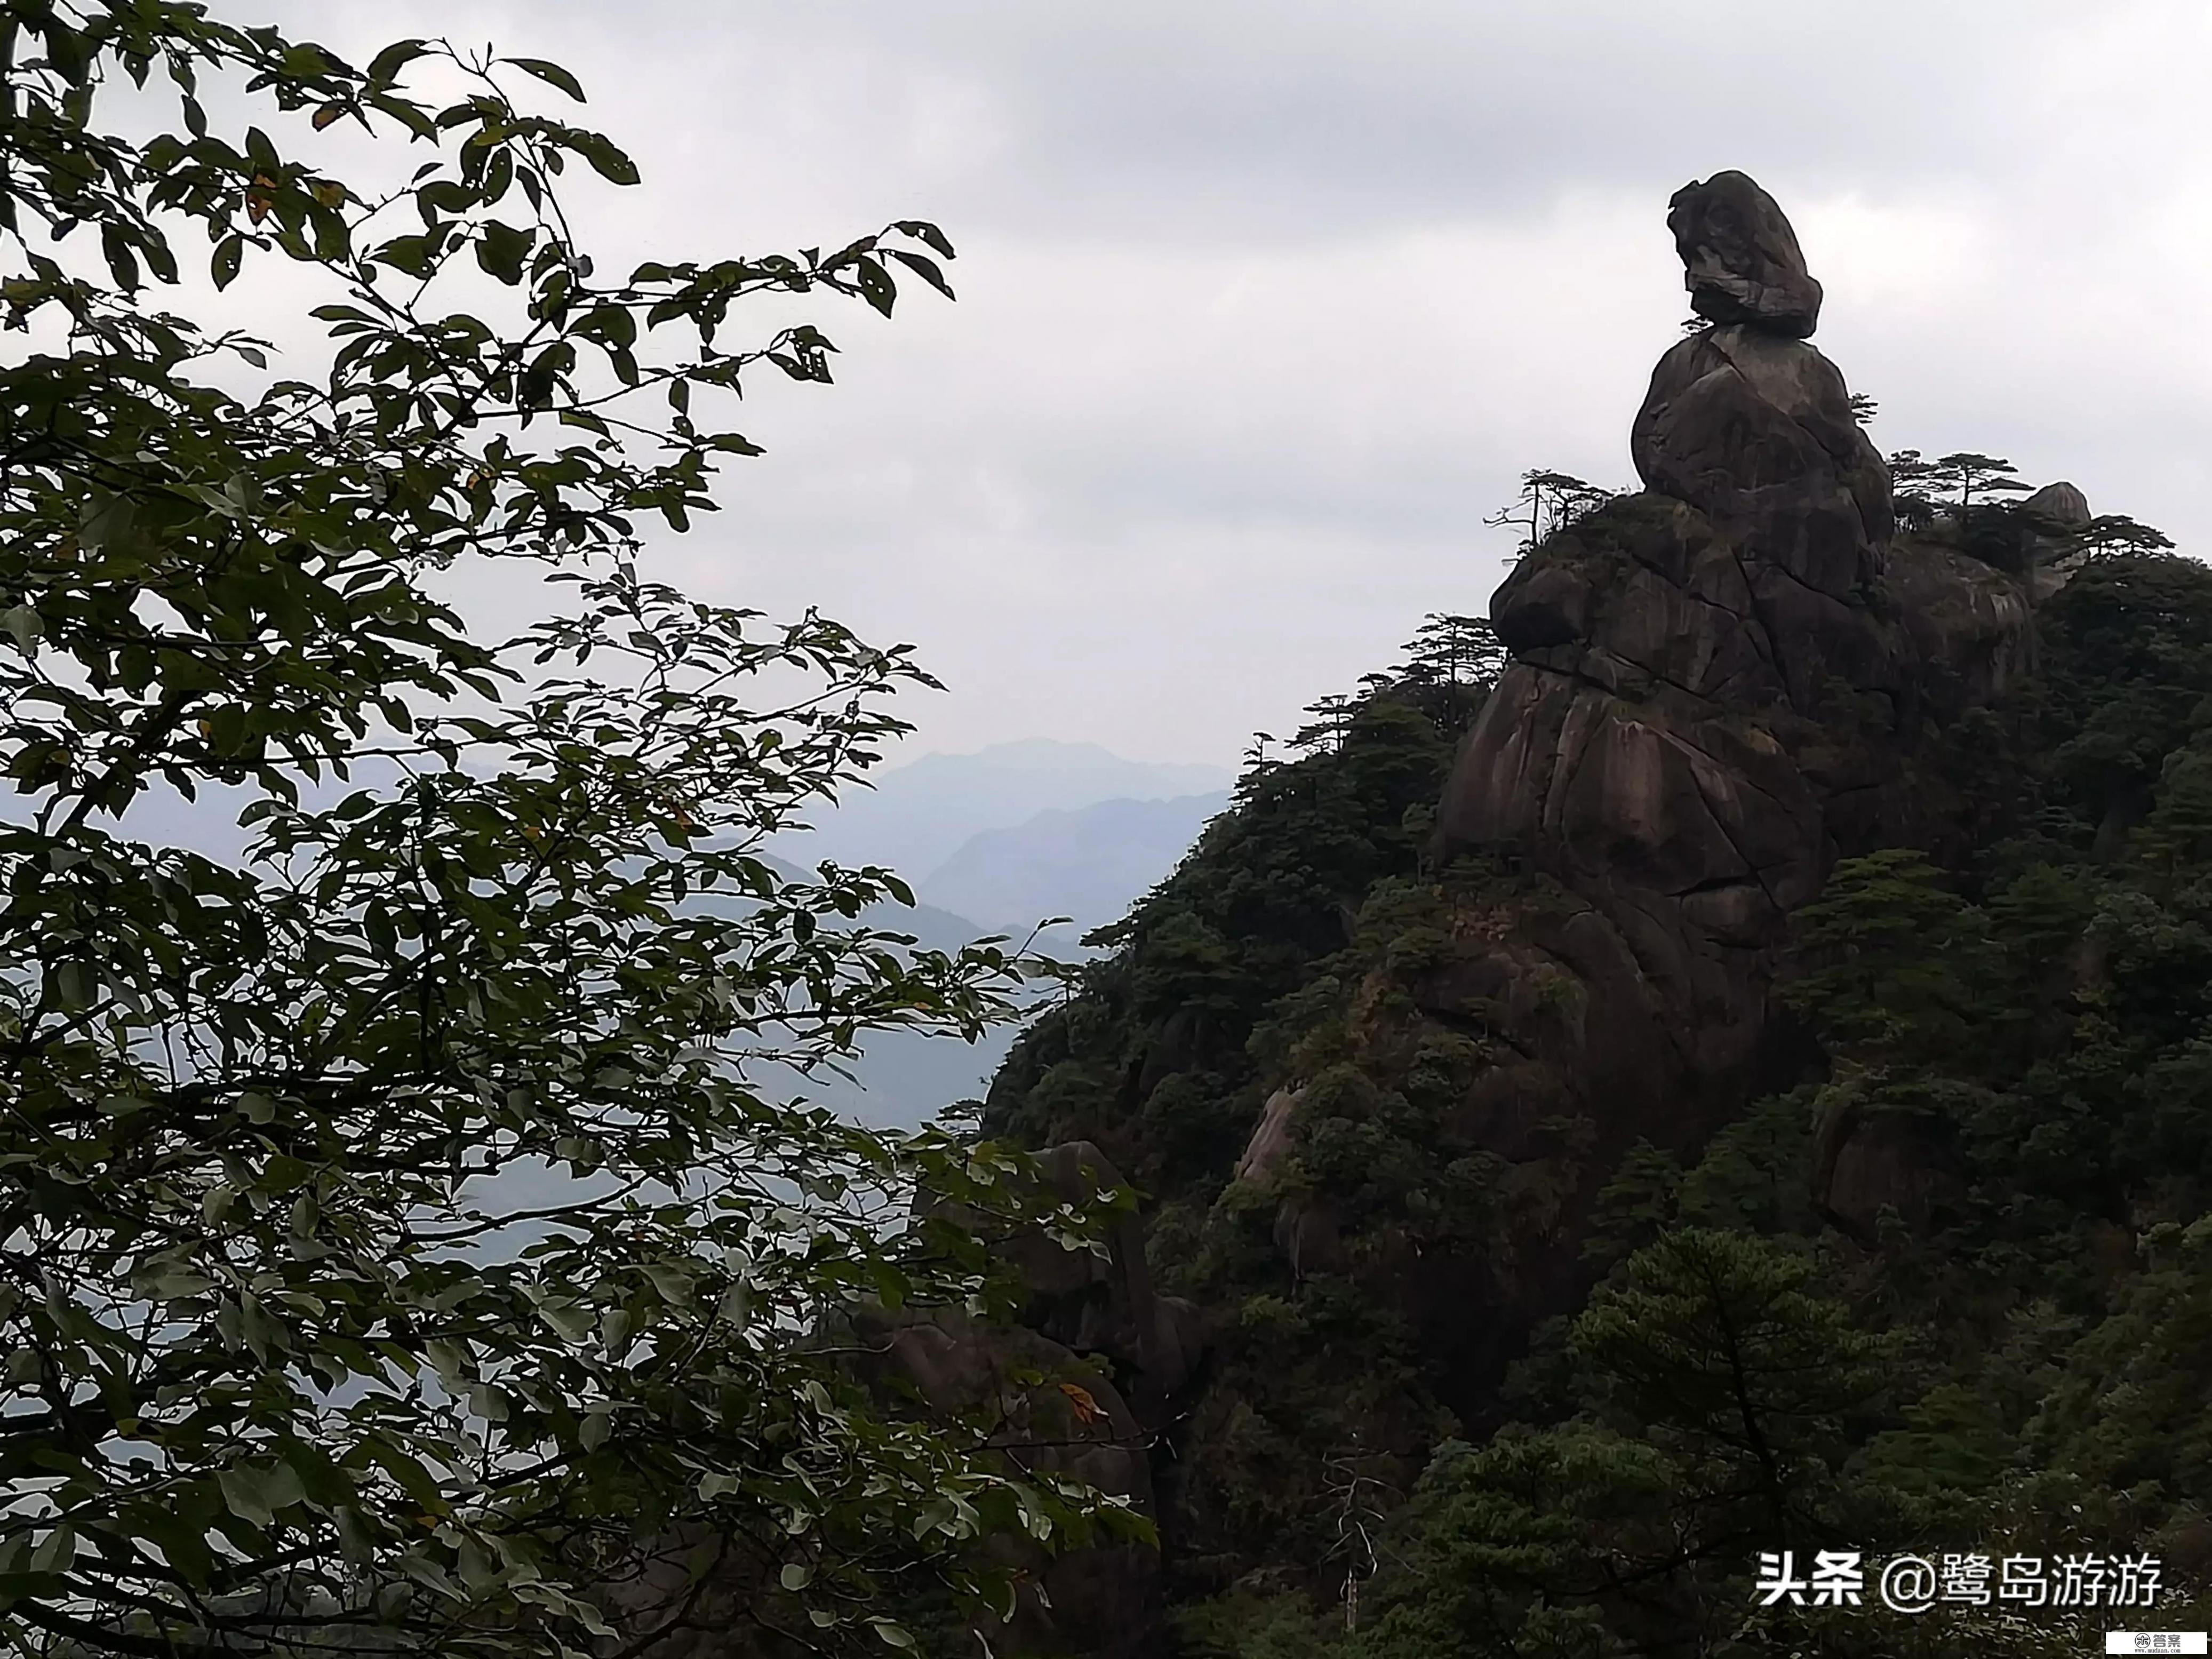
506, 57, 587, 102
891, 219, 955, 259
883, 246, 953, 300
476, 220, 536, 285
369, 38, 432, 82
217, 1462, 305, 1528
2, 606, 43, 657
853, 258, 896, 318
0, 9, 1140, 1650
570, 130, 641, 186
642, 1262, 693, 1304
374, 233, 441, 278
361, 1441, 449, 1514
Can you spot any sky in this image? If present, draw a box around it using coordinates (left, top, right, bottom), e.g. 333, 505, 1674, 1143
271, 0, 2212, 768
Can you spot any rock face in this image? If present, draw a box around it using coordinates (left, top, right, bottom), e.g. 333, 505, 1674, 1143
2018, 479, 2096, 601
860, 1306, 1166, 1659
1427, 171, 2034, 1312
1668, 170, 1824, 336
946, 173, 2047, 1656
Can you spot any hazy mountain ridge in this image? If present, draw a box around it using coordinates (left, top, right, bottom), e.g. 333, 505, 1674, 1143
763, 743, 1234, 1127
772, 738, 1233, 881
917, 790, 1233, 936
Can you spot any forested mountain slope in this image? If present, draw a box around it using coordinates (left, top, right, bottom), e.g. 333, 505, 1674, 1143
976, 174, 2212, 1658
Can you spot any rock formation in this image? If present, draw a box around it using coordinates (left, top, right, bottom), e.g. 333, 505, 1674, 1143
959, 171, 2061, 1655
2018, 478, 2096, 600
1668, 169, 1824, 336
1425, 169, 2035, 1312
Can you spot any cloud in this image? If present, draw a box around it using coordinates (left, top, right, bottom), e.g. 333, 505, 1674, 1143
254, 0, 2212, 763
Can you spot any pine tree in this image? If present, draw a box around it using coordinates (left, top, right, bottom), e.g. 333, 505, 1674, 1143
1484, 470, 1617, 556
1400, 613, 1506, 692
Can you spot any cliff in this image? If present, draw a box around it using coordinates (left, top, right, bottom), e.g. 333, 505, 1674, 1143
953, 173, 2212, 1657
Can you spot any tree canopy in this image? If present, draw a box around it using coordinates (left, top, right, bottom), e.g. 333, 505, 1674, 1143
0, 7, 1130, 1655
987, 501, 2212, 1654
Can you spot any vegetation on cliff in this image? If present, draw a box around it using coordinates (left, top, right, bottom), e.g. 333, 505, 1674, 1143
984, 516, 2212, 1656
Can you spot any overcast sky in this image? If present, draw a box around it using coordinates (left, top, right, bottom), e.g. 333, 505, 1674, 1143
282, 0, 2212, 768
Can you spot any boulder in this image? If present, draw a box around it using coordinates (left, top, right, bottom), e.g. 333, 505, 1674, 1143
1667, 169, 1823, 337
2017, 480, 2096, 602
1631, 325, 1891, 587
1810, 1090, 1967, 1244
2020, 480, 2090, 528
1233, 1087, 1301, 1184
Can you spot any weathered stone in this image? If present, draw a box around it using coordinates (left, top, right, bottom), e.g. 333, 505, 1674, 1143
859, 1309, 1167, 1659
1234, 1087, 1300, 1184
610, 1296, 1170, 1659
2017, 480, 2096, 602
2020, 480, 2090, 528
1420, 170, 2037, 1409
1632, 325, 1891, 580
843, 1140, 1206, 1659
1811, 1094, 1967, 1244
1884, 540, 2037, 712
1668, 169, 1823, 336
1001, 1141, 1201, 1406
1272, 1195, 1344, 1278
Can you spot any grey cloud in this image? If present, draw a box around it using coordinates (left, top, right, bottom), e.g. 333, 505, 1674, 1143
296, 0, 2108, 240
258, 1, 2212, 766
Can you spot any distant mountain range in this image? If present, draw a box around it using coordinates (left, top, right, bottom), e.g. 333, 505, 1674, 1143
917, 791, 1232, 938
772, 738, 1232, 882
771, 741, 1236, 1127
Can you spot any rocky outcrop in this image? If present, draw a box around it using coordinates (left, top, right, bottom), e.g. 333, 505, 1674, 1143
2019, 479, 2096, 601
1233, 1087, 1300, 1185
1001, 1142, 1206, 1420
1668, 170, 1824, 337
1810, 1086, 1967, 1244
1424, 170, 2035, 1298
859, 1306, 1166, 1659
956, 172, 2055, 1648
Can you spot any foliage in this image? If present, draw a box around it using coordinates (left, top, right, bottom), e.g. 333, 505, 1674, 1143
1397, 614, 1506, 695
1780, 849, 1994, 1062
983, 629, 1512, 1595
1351, 1230, 1897, 1658
1484, 472, 1619, 558
0, 8, 1130, 1656
989, 484, 2212, 1652
1888, 451, 2035, 517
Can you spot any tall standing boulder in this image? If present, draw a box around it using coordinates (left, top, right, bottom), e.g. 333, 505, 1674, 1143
1425, 170, 2035, 1347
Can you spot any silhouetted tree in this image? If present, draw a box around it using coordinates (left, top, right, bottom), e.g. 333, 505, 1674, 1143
1889, 449, 2035, 517
1400, 612, 1507, 691
1485, 469, 1618, 555
1292, 693, 1359, 755
0, 10, 1127, 1655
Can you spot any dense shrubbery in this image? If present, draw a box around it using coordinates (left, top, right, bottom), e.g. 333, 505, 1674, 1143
986, 547, 2212, 1655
